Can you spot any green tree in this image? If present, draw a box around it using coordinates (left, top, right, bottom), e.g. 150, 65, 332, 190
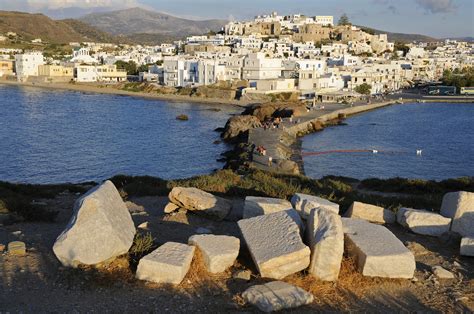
355, 83, 372, 95
442, 67, 474, 93
115, 60, 137, 75
338, 13, 351, 26
394, 42, 410, 56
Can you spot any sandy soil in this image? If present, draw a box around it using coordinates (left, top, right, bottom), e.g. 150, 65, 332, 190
0, 190, 472, 313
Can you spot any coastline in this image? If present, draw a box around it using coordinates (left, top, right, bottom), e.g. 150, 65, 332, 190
0, 79, 250, 108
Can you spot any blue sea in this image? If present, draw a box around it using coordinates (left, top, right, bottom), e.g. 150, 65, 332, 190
0, 84, 239, 184
302, 103, 474, 180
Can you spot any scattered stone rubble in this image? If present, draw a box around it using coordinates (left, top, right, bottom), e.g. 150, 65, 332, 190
238, 209, 310, 279
52, 180, 136, 267
242, 281, 314, 312
345, 201, 395, 224
243, 196, 292, 219
188, 234, 240, 273
397, 207, 452, 237
168, 187, 231, 220
291, 193, 339, 219
50, 185, 474, 312
136, 242, 195, 285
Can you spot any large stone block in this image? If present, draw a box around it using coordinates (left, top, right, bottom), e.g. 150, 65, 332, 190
53, 181, 135, 267
342, 218, 415, 278
440, 191, 474, 237
306, 208, 343, 281
397, 207, 451, 237
291, 193, 339, 219
168, 187, 231, 220
238, 210, 310, 279
242, 281, 313, 312
136, 242, 195, 285
460, 237, 474, 257
345, 201, 395, 224
243, 196, 292, 219
188, 234, 240, 273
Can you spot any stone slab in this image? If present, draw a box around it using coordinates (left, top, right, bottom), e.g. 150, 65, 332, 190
342, 218, 415, 278
238, 209, 310, 279
242, 281, 313, 312
136, 242, 195, 285
8, 241, 26, 256
345, 201, 395, 224
432, 266, 455, 279
53, 181, 136, 267
291, 193, 339, 219
306, 208, 343, 281
397, 208, 451, 237
163, 202, 179, 214
243, 196, 292, 219
440, 191, 474, 237
188, 234, 240, 273
169, 187, 231, 220
460, 237, 474, 257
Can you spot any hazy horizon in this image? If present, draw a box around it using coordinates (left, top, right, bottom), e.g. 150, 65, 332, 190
0, 0, 473, 38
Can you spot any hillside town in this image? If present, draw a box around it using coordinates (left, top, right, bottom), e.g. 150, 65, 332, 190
0, 12, 473, 99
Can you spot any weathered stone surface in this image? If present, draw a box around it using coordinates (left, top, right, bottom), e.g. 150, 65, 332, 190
345, 201, 396, 224
238, 210, 310, 279
291, 193, 339, 219
8, 241, 26, 256
222, 115, 262, 140
397, 208, 451, 237
460, 237, 474, 256
342, 218, 415, 278
306, 208, 343, 281
233, 269, 251, 281
168, 187, 231, 220
163, 202, 180, 214
440, 191, 474, 237
53, 181, 135, 267
432, 266, 455, 279
136, 242, 195, 285
243, 196, 292, 219
242, 281, 313, 312
188, 234, 240, 273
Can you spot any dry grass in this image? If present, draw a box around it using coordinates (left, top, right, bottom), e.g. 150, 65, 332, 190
285, 257, 404, 310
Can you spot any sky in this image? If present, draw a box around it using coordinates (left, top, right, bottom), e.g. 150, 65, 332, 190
0, 0, 473, 38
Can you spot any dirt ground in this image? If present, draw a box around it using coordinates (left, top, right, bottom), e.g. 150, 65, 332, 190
0, 191, 473, 313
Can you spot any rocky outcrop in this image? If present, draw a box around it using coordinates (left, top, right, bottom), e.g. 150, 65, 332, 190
53, 181, 135, 267
342, 218, 415, 279
397, 208, 451, 237
188, 234, 240, 273
440, 191, 474, 237
242, 102, 307, 121
238, 210, 310, 279
136, 242, 195, 285
242, 281, 313, 312
345, 201, 396, 224
243, 196, 292, 219
291, 193, 339, 219
168, 187, 231, 220
306, 208, 343, 281
221, 115, 262, 141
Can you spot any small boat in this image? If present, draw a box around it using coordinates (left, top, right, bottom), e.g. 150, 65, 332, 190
416, 149, 423, 155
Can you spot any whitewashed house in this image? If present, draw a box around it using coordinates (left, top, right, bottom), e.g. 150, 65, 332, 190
242, 52, 283, 81
15, 52, 44, 81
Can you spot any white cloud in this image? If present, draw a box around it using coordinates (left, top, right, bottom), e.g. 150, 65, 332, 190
414, 0, 457, 13
25, 0, 139, 10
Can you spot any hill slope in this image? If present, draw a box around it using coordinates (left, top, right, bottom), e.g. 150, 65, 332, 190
359, 26, 437, 43
0, 11, 120, 44
79, 7, 227, 37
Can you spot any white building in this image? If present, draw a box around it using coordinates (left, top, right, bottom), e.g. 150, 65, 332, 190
242, 52, 283, 81
315, 16, 334, 26
15, 52, 44, 81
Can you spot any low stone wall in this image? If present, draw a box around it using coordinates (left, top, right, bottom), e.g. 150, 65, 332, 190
285, 101, 394, 137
